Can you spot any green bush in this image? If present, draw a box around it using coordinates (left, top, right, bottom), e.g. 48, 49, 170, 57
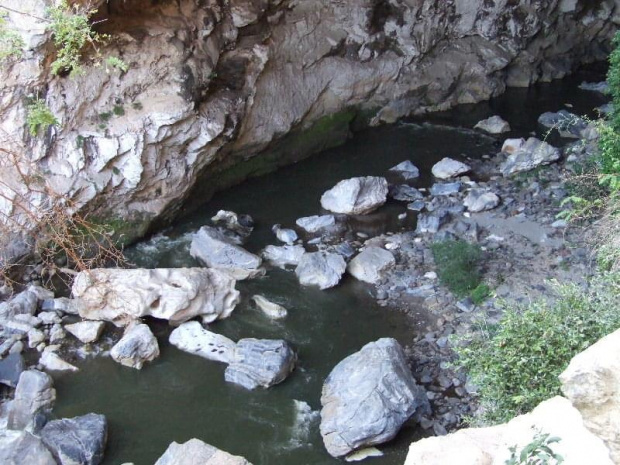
506, 430, 564, 465
26, 99, 58, 136
454, 273, 620, 425
431, 240, 484, 298
0, 10, 24, 60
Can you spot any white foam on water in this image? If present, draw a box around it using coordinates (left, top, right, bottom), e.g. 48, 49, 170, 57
284, 400, 320, 450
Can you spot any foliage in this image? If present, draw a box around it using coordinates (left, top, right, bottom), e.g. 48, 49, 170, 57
470, 283, 491, 305
431, 240, 484, 298
453, 274, 620, 425
0, 10, 24, 60
505, 430, 564, 465
105, 56, 128, 73
26, 99, 58, 136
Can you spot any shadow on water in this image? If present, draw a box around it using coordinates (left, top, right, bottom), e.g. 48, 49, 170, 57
51, 65, 609, 465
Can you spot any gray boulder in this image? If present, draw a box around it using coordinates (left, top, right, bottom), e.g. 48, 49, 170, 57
169, 321, 237, 364
65, 321, 105, 344
295, 252, 347, 290
190, 226, 264, 280
538, 110, 587, 138
225, 338, 297, 390
0, 353, 24, 388
262, 244, 306, 268
500, 137, 561, 176
296, 215, 337, 233
0, 290, 38, 321
320, 177, 388, 215
464, 190, 500, 212
0, 430, 57, 465
389, 161, 420, 180
416, 211, 450, 234
347, 247, 395, 284
389, 185, 424, 202
430, 182, 461, 196
320, 338, 428, 457
7, 369, 56, 432
110, 323, 160, 370
40, 349, 79, 372
431, 158, 471, 179
40, 413, 107, 465
474, 115, 511, 134
501, 137, 526, 154
154, 438, 252, 465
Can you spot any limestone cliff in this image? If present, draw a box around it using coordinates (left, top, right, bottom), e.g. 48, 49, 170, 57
0, 0, 618, 241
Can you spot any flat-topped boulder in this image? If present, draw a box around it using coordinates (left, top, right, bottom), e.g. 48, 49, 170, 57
72, 268, 239, 327
320, 338, 428, 457
295, 252, 347, 290
320, 177, 388, 215
190, 226, 264, 280
155, 438, 252, 465
169, 321, 237, 364
262, 244, 305, 268
347, 247, 395, 284
65, 321, 105, 344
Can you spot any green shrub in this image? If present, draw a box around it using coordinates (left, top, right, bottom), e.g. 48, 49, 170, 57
26, 99, 58, 136
431, 240, 484, 297
506, 430, 564, 465
0, 10, 24, 60
454, 273, 620, 425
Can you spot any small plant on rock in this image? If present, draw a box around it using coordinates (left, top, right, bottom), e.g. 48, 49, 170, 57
431, 240, 484, 297
0, 10, 24, 60
26, 98, 59, 136
505, 429, 564, 465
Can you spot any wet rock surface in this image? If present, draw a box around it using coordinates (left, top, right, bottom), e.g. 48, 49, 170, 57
40, 413, 107, 465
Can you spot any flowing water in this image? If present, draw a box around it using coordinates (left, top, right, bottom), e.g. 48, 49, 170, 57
51, 66, 608, 465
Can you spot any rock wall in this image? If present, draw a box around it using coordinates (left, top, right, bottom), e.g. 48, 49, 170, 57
0, 0, 618, 241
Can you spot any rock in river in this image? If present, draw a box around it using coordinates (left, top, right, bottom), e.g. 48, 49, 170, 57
389, 160, 420, 180
262, 244, 305, 268
295, 252, 347, 290
169, 321, 237, 364
296, 215, 337, 233
72, 267, 240, 327
0, 430, 56, 465
40, 413, 107, 465
431, 158, 471, 179
320, 177, 388, 215
154, 438, 252, 465
320, 338, 428, 457
64, 321, 105, 344
225, 338, 297, 390
110, 323, 160, 369
347, 247, 395, 284
190, 226, 264, 280
500, 137, 561, 176
251, 295, 288, 319
7, 369, 56, 432
474, 115, 510, 134
0, 353, 24, 388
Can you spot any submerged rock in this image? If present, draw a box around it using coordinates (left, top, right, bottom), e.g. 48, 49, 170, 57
320, 177, 388, 215
389, 160, 420, 180
500, 137, 561, 176
169, 321, 237, 364
345, 447, 384, 462
225, 338, 297, 390
211, 210, 254, 240
190, 226, 264, 280
320, 338, 428, 457
110, 323, 160, 370
262, 244, 306, 268
7, 369, 56, 432
474, 115, 511, 134
72, 268, 240, 327
252, 295, 288, 319
64, 321, 105, 344
431, 158, 471, 179
40, 413, 107, 465
295, 252, 347, 290
0, 430, 56, 465
579, 81, 609, 93
296, 215, 337, 233
347, 247, 395, 284
464, 190, 500, 213
154, 438, 252, 465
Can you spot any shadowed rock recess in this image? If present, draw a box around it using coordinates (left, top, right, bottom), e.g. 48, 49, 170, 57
0, 0, 618, 242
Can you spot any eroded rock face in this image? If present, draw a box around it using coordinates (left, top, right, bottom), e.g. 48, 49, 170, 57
320, 338, 428, 458
72, 268, 240, 327
0, 0, 616, 243
154, 438, 252, 465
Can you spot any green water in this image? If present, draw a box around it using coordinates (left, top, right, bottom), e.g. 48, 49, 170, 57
51, 68, 608, 465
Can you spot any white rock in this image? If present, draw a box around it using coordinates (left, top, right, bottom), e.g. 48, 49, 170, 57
345, 447, 384, 462
272, 225, 298, 245
65, 321, 105, 344
389, 160, 420, 180
464, 190, 500, 213
501, 138, 526, 154
48, 324, 65, 344
38, 312, 61, 326
320, 177, 388, 215
431, 158, 471, 179
474, 115, 511, 134
27, 328, 45, 349
72, 268, 240, 327
296, 215, 337, 233
252, 295, 288, 319
262, 244, 306, 268
40, 349, 78, 372
110, 323, 160, 369
295, 252, 347, 290
500, 137, 561, 176
169, 321, 237, 364
154, 438, 252, 465
560, 328, 620, 464
347, 247, 395, 284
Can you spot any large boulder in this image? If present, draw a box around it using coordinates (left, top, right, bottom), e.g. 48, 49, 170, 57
169, 321, 237, 364
154, 438, 252, 465
347, 247, 395, 284
72, 268, 240, 327
225, 338, 297, 390
320, 177, 388, 215
431, 158, 471, 179
40, 413, 107, 465
40, 349, 79, 372
404, 397, 613, 465
500, 137, 561, 176
110, 323, 160, 369
190, 226, 264, 280
295, 252, 347, 290
261, 244, 305, 268
64, 321, 105, 344
560, 328, 620, 464
7, 369, 56, 432
0, 430, 57, 465
320, 338, 428, 457
464, 190, 500, 213
0, 289, 38, 321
